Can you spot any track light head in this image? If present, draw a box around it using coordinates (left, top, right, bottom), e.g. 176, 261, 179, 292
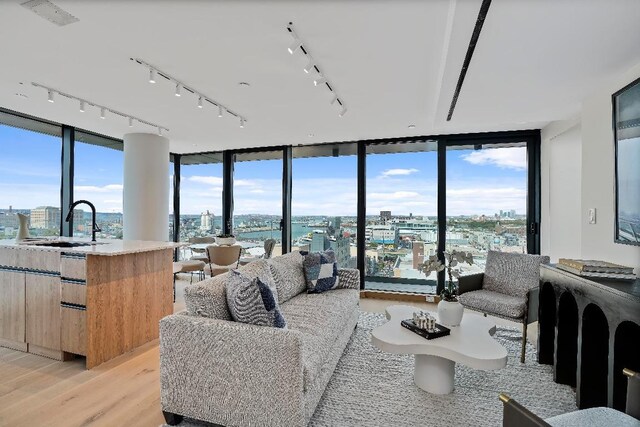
218, 105, 224, 118
47, 90, 54, 103
288, 40, 301, 55
313, 76, 327, 87
175, 83, 182, 97
339, 107, 347, 117
100, 107, 106, 119
304, 60, 315, 74
198, 96, 204, 109
330, 94, 337, 105
240, 118, 245, 128
128, 117, 133, 127
149, 68, 156, 84
79, 100, 85, 112
158, 127, 163, 136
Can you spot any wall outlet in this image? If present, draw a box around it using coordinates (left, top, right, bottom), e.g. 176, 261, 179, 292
588, 208, 597, 224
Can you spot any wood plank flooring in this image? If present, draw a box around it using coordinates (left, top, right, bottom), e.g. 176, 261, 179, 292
0, 277, 532, 426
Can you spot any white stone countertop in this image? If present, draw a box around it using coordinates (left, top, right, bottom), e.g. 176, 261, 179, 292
0, 237, 186, 256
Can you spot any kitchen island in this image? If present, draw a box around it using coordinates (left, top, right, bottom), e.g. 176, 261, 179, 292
0, 238, 181, 369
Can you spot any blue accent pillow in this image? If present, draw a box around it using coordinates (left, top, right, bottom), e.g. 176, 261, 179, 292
302, 250, 340, 293
225, 270, 286, 328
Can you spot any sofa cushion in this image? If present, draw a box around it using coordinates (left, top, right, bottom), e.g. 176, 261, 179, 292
280, 288, 359, 390
302, 250, 340, 293
483, 251, 546, 298
458, 289, 526, 319
185, 272, 232, 320
268, 251, 307, 304
225, 270, 287, 328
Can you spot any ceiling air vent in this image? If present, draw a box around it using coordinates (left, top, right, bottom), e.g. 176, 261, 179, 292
21, 0, 79, 27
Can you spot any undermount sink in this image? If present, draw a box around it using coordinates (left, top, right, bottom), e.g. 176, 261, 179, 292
31, 241, 95, 248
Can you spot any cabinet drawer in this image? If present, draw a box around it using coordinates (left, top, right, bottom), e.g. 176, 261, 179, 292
21, 249, 61, 272
60, 256, 86, 281
61, 280, 86, 306
61, 304, 86, 356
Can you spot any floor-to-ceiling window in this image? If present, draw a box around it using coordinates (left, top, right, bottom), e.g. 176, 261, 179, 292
232, 150, 283, 256
445, 142, 528, 274
0, 112, 62, 238
176, 153, 223, 259
365, 140, 439, 293
73, 131, 123, 239
292, 143, 358, 268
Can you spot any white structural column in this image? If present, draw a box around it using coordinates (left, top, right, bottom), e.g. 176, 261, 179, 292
123, 133, 170, 241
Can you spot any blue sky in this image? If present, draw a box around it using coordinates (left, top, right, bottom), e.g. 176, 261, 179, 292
0, 123, 528, 216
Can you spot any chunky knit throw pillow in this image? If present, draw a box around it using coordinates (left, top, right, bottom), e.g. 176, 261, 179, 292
225, 270, 286, 328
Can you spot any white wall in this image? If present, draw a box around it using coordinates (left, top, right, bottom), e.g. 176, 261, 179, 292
541, 63, 640, 274
541, 119, 582, 262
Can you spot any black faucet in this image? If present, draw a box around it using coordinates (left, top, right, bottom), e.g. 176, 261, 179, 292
66, 200, 101, 242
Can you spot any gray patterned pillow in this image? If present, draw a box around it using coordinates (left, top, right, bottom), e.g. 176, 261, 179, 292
225, 270, 286, 328
302, 250, 340, 293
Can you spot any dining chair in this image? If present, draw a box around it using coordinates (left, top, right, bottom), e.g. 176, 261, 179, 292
188, 236, 215, 262
206, 244, 242, 277
263, 239, 276, 259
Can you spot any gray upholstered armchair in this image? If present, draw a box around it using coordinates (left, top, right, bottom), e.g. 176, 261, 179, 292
499, 368, 640, 426
457, 251, 549, 363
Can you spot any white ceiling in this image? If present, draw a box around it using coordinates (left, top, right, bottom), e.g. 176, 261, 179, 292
0, 0, 639, 154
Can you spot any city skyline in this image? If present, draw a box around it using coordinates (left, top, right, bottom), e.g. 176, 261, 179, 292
1, 124, 527, 217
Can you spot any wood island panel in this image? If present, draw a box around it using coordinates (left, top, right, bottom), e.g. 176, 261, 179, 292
25, 273, 62, 359
85, 249, 173, 369
0, 270, 26, 346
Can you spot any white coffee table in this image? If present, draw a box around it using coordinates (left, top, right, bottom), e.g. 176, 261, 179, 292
371, 305, 508, 394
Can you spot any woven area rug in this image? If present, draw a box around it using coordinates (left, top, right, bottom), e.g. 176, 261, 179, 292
163, 311, 577, 427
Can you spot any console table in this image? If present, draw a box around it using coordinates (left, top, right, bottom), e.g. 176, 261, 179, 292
538, 265, 640, 411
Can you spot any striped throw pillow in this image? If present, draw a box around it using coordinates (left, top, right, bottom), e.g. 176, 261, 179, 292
225, 270, 286, 328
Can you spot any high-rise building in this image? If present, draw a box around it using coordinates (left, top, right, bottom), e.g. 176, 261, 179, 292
310, 232, 330, 252
200, 210, 214, 232
412, 241, 425, 270
30, 206, 60, 229
332, 235, 351, 268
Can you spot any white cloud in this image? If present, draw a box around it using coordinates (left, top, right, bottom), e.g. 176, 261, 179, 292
74, 184, 123, 193
461, 147, 526, 170
187, 176, 223, 186
380, 168, 419, 177
369, 191, 421, 200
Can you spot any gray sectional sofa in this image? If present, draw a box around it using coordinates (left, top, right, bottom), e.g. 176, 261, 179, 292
160, 251, 361, 427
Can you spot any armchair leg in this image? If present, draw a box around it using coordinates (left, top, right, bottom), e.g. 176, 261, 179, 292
162, 411, 183, 426
521, 321, 527, 364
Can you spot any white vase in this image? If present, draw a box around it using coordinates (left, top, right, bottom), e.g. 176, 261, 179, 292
437, 300, 464, 327
15, 213, 30, 241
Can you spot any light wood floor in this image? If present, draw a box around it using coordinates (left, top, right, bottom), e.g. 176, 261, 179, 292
0, 277, 535, 427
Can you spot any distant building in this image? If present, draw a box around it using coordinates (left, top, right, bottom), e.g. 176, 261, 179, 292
380, 210, 391, 221
333, 216, 342, 232
30, 206, 60, 229
412, 241, 425, 270
367, 224, 399, 246
310, 232, 330, 252
332, 235, 351, 268
200, 210, 214, 232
